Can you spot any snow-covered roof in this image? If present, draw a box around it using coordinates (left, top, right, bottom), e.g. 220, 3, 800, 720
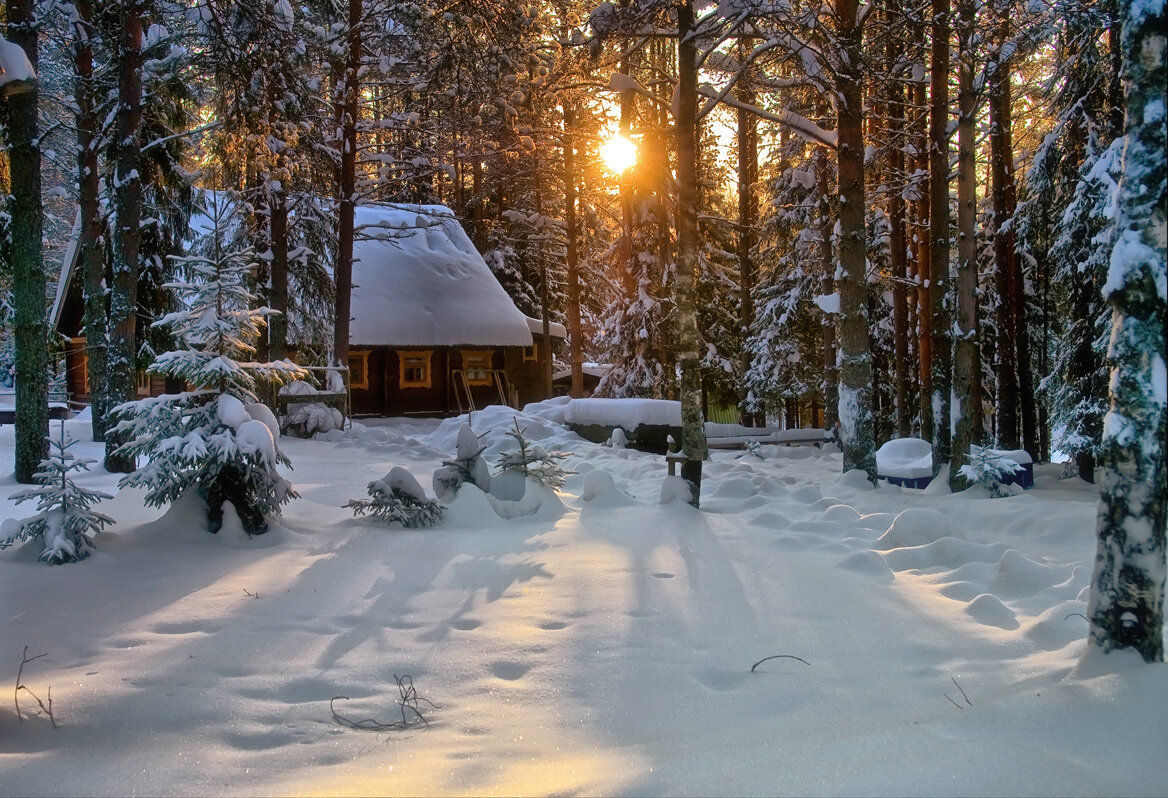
526, 316, 567, 339
350, 204, 533, 348
0, 37, 35, 91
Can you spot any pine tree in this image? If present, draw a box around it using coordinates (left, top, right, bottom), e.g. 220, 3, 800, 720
1, 431, 115, 564
110, 202, 306, 536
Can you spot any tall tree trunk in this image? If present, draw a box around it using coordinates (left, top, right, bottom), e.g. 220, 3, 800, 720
989, 46, 1018, 449
913, 16, 932, 442
835, 0, 876, 480
563, 103, 582, 398
268, 189, 289, 362
887, 11, 911, 439
817, 149, 838, 435
333, 0, 361, 370
74, 0, 109, 444
7, 0, 48, 483
675, 0, 708, 503
736, 58, 759, 426
1086, 0, 1167, 663
105, 0, 145, 474
949, 0, 982, 489
929, 0, 952, 468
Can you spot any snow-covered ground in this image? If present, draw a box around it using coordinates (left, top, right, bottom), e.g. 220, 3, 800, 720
1, 403, 1165, 796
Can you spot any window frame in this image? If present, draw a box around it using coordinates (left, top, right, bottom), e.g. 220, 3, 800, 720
348, 349, 371, 390
460, 349, 495, 385
398, 349, 433, 389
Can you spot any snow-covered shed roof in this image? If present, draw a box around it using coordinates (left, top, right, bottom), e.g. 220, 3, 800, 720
350, 204, 533, 348
0, 37, 35, 93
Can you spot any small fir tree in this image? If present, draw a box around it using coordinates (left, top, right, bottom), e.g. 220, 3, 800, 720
347, 466, 444, 528
958, 445, 1024, 498
432, 421, 492, 500
110, 204, 306, 535
496, 419, 572, 490
1, 431, 114, 564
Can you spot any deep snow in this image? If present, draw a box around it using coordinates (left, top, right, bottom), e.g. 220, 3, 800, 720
1, 403, 1165, 796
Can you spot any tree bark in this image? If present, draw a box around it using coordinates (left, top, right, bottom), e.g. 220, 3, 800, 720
949, 0, 982, 489
835, 0, 876, 480
105, 0, 145, 474
887, 12, 911, 439
1086, 0, 1167, 663
74, 0, 109, 444
989, 44, 1019, 450
817, 149, 838, 436
332, 0, 361, 370
563, 102, 582, 398
675, 0, 708, 503
7, 0, 48, 483
928, 0, 952, 468
736, 57, 759, 426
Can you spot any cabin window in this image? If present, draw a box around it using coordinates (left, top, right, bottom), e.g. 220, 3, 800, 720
523, 342, 538, 362
460, 350, 495, 385
348, 350, 371, 390
398, 350, 432, 389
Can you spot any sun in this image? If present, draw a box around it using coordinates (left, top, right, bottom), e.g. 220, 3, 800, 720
601, 133, 637, 174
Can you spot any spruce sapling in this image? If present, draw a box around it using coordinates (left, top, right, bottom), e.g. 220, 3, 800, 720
1, 430, 114, 564
496, 419, 572, 490
110, 199, 306, 535
959, 444, 1024, 498
347, 466, 444, 528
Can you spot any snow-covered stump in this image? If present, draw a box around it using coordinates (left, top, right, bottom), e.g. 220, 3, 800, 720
1085, 0, 1168, 664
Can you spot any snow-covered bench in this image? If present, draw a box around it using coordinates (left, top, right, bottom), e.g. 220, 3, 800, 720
704, 422, 829, 449
876, 438, 1034, 489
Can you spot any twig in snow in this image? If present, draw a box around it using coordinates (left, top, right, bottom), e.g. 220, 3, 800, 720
330, 674, 439, 731
14, 646, 56, 728
243, 588, 260, 599
1064, 612, 1088, 622
750, 654, 811, 672
951, 676, 972, 706
945, 694, 965, 710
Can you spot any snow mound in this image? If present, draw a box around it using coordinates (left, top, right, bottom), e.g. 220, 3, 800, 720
875, 507, 955, 549
564, 397, 682, 429
659, 476, 693, 505
579, 469, 636, 507
965, 593, 1019, 630
236, 420, 276, 465
245, 402, 280, 442
838, 550, 894, 582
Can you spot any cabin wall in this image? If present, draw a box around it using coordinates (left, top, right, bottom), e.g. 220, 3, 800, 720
349, 342, 560, 417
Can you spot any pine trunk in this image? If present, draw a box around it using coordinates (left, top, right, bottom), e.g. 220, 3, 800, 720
563, 103, 583, 399
928, 0, 952, 468
835, 0, 876, 480
989, 52, 1019, 450
268, 189, 289, 362
1086, 0, 1168, 664
332, 0, 361, 370
105, 0, 145, 474
949, 0, 982, 489
8, 0, 48, 483
736, 66, 758, 425
675, 0, 708, 504
886, 13, 911, 439
74, 0, 109, 444
817, 150, 838, 435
